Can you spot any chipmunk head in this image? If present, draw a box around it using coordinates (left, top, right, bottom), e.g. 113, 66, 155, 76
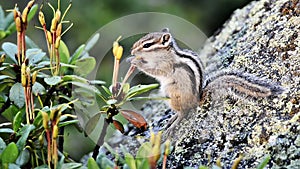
130, 28, 174, 77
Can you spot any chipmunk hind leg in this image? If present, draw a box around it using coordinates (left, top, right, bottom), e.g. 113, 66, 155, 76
164, 111, 184, 137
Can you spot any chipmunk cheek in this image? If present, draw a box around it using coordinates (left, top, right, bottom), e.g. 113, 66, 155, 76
130, 55, 147, 66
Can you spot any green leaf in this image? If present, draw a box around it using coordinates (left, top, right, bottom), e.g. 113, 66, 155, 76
85, 113, 101, 135
37, 61, 77, 69
125, 153, 136, 169
88, 80, 106, 85
16, 149, 30, 167
88, 157, 100, 169
62, 163, 82, 169
16, 124, 35, 152
0, 75, 12, 81
256, 155, 271, 169
101, 85, 112, 96
3, 12, 14, 31
1, 142, 19, 163
58, 120, 79, 128
33, 110, 43, 127
62, 75, 89, 83
85, 33, 100, 52
9, 83, 25, 108
59, 40, 70, 64
74, 57, 96, 76
128, 96, 169, 102
6, 22, 16, 35
0, 137, 6, 154
69, 44, 85, 64
2, 42, 17, 63
56, 155, 65, 169
106, 99, 117, 105
8, 163, 21, 169
0, 6, 5, 30
44, 76, 61, 86
63, 81, 101, 95
25, 36, 39, 48
123, 83, 130, 94
26, 48, 46, 64
125, 84, 159, 100
13, 111, 24, 132
136, 158, 149, 169
32, 82, 46, 95
97, 154, 115, 169
136, 142, 152, 159
74, 88, 96, 106
2, 105, 19, 121
0, 128, 14, 134
27, 5, 38, 23
0, 30, 7, 40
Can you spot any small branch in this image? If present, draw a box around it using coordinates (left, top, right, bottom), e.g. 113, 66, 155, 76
92, 119, 109, 159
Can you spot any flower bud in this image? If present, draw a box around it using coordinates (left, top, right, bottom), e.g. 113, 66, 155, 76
113, 41, 119, 57
55, 10, 61, 21
50, 108, 61, 121
50, 18, 58, 33
56, 23, 62, 37
116, 46, 123, 60
46, 31, 52, 44
0, 54, 5, 66
22, 7, 29, 23
21, 63, 27, 86
41, 111, 49, 129
26, 67, 31, 85
32, 71, 37, 84
15, 17, 22, 32
27, 0, 35, 8
55, 36, 61, 49
13, 8, 18, 20
38, 134, 44, 145
53, 125, 59, 139
38, 11, 46, 26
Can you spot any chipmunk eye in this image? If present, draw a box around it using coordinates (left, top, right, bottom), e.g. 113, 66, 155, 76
143, 42, 154, 48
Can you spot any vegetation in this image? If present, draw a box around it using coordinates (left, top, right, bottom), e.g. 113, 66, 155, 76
0, 0, 166, 168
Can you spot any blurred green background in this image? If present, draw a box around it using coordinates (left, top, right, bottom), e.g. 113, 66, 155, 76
0, 0, 252, 84
0, 0, 251, 161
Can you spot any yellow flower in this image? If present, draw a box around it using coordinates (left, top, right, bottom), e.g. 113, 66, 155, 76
112, 36, 123, 60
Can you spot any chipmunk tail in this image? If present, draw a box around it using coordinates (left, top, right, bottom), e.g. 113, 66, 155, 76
203, 70, 286, 99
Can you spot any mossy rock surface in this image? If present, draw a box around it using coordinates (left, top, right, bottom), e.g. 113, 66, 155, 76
113, 0, 300, 168
167, 0, 300, 168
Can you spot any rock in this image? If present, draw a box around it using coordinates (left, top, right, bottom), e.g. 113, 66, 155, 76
112, 0, 300, 168
165, 0, 300, 168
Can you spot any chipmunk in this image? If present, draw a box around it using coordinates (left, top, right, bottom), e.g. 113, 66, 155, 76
129, 28, 284, 136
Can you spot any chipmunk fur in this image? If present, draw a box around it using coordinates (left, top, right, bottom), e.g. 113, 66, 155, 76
129, 28, 284, 136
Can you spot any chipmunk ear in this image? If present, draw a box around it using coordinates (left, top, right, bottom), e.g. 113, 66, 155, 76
161, 33, 171, 45
161, 28, 169, 33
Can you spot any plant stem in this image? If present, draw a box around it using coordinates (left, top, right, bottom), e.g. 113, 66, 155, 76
112, 58, 119, 88
92, 119, 109, 159
162, 154, 167, 169
46, 129, 51, 167
117, 65, 136, 96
